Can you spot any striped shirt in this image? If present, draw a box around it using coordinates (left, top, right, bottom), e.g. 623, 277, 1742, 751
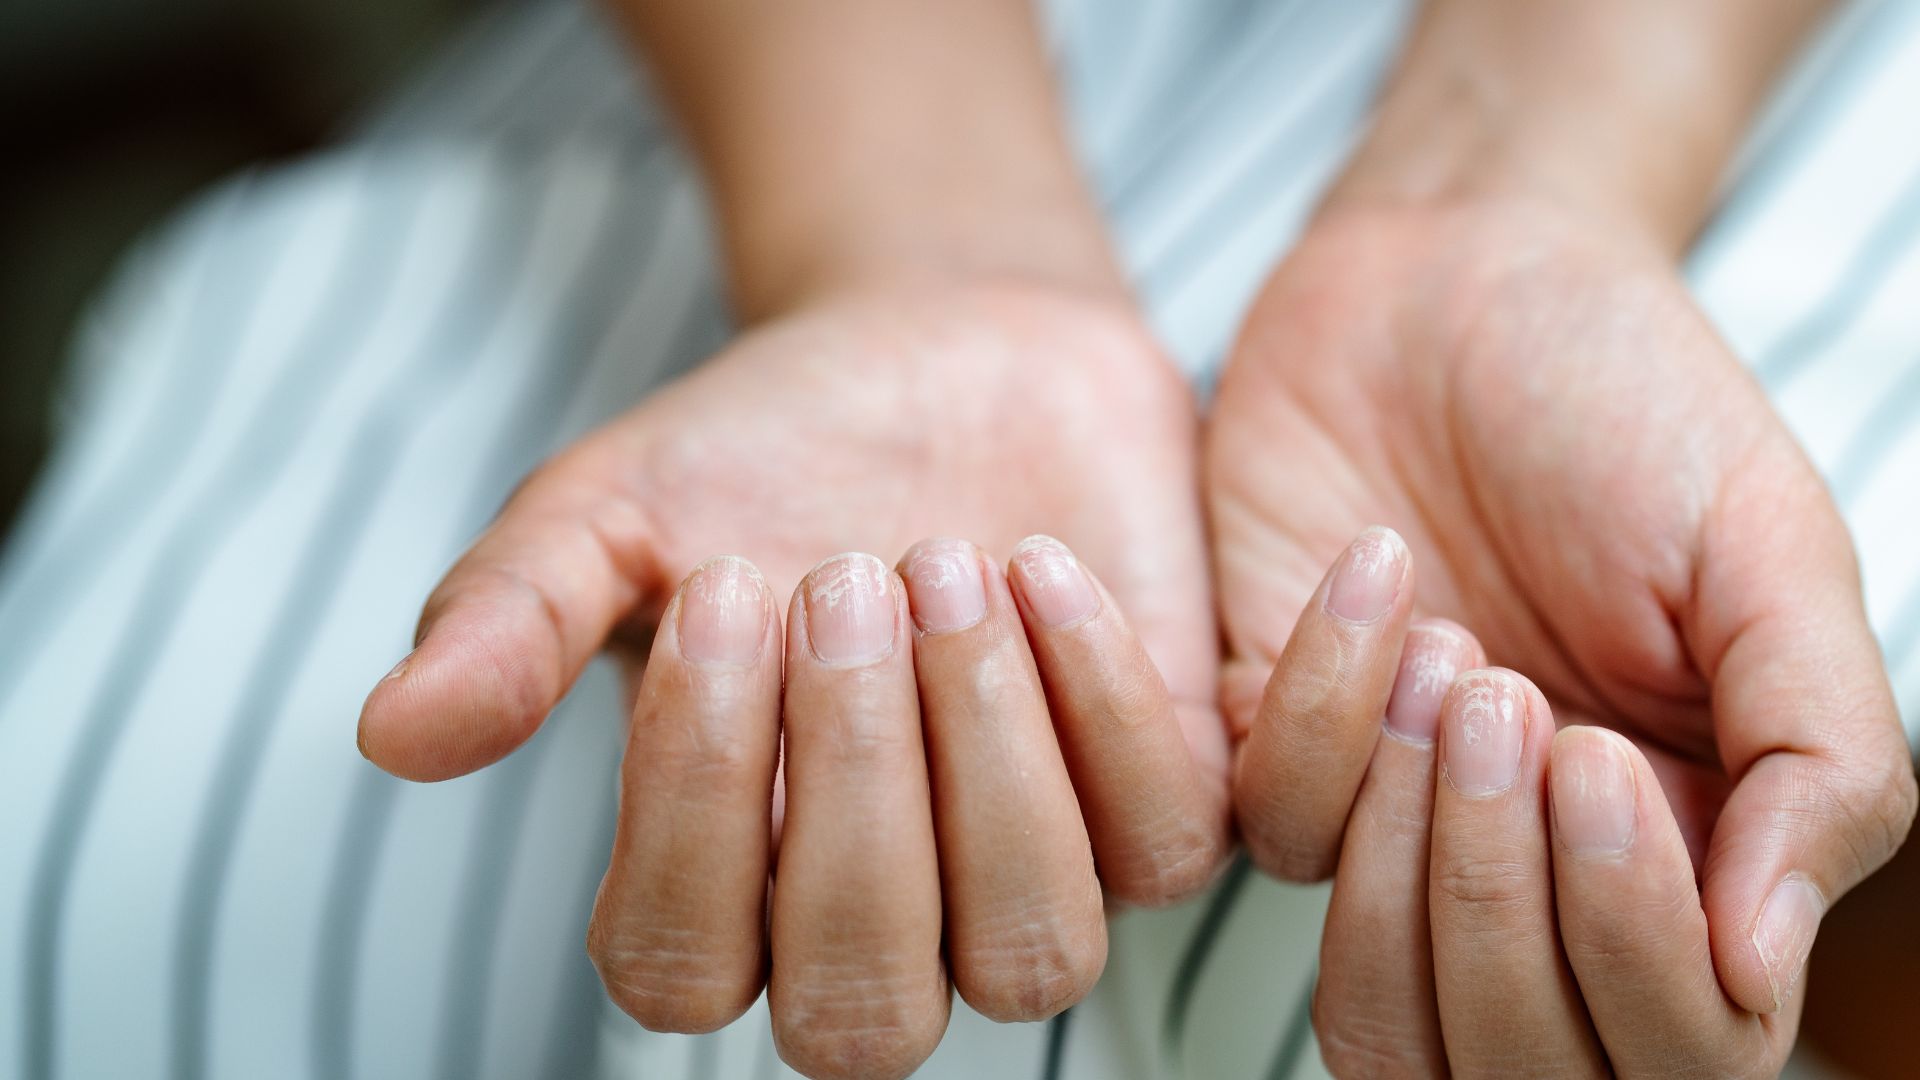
1, 1, 1917, 1077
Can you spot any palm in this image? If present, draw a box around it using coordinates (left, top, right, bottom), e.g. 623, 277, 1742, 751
1207, 205, 1840, 859
571, 284, 1220, 752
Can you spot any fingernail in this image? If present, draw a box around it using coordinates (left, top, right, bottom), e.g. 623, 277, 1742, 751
1551, 729, 1637, 855
1010, 535, 1099, 628
1325, 526, 1407, 623
1442, 670, 1526, 796
678, 556, 769, 665
1754, 876, 1825, 1010
1384, 625, 1472, 743
381, 653, 412, 682
803, 553, 898, 665
902, 539, 987, 633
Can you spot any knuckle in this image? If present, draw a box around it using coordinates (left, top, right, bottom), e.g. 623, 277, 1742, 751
587, 919, 758, 1034
1312, 987, 1432, 1079
1802, 745, 1920, 885
1862, 754, 1919, 866
1108, 823, 1230, 905
952, 913, 1105, 1022
1236, 804, 1336, 884
1430, 851, 1537, 920
1562, 888, 1706, 980
1233, 772, 1338, 885
632, 706, 765, 781
800, 705, 919, 771
1243, 834, 1338, 885
772, 969, 946, 1080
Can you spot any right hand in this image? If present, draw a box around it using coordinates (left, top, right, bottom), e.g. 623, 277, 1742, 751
355, 282, 1232, 1078
1209, 203, 1915, 1073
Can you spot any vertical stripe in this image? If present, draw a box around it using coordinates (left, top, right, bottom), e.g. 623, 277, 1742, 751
0, 179, 242, 601
1159, 855, 1254, 1074
518, 294, 730, 1080
21, 159, 422, 1080
312, 771, 396, 1080
542, 767, 626, 1080
1690, 0, 1919, 274
279, 149, 575, 1080
530, 293, 730, 1078
309, 148, 704, 1080
0, 176, 269, 724
750, 1011, 780, 1080
1260, 967, 1317, 1080
1135, 10, 1394, 299
689, 1029, 721, 1080
1883, 575, 1920, 680
1752, 168, 1920, 386
171, 137, 650, 1080
1038, 1006, 1074, 1080
430, 149, 683, 1080
1101, 0, 1309, 211
1828, 354, 1920, 504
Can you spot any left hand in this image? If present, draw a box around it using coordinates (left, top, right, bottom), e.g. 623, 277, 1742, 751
359, 281, 1229, 1077
1209, 199, 1917, 1073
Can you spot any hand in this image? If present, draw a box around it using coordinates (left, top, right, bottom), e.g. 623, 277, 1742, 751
602, 535, 1204, 1077
356, 283, 1231, 1076
1210, 202, 1917, 1073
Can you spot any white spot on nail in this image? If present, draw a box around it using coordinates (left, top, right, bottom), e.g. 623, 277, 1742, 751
1013, 535, 1079, 587
1408, 649, 1458, 697
807, 553, 889, 612
905, 544, 966, 591
689, 555, 761, 607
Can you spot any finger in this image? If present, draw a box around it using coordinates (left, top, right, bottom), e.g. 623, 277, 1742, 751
359, 444, 664, 780
900, 538, 1105, 1022
1314, 620, 1483, 1076
1430, 669, 1607, 1075
770, 553, 948, 1080
1549, 726, 1788, 1074
1232, 526, 1414, 882
1008, 535, 1230, 907
586, 556, 781, 1033
1690, 477, 1918, 1014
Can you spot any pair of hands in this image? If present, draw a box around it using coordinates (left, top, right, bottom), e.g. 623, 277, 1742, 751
358, 200, 1914, 1077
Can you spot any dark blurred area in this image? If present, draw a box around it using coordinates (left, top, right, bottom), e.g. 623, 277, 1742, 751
0, 0, 479, 537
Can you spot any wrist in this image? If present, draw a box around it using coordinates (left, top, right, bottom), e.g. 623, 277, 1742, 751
717, 174, 1127, 324
614, 0, 1127, 323
1319, 0, 1831, 258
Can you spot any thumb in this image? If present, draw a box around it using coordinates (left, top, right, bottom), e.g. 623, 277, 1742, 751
1693, 471, 1916, 1014
358, 444, 667, 781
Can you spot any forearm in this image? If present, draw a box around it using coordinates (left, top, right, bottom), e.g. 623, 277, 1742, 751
1323, 0, 1834, 254
607, 0, 1121, 321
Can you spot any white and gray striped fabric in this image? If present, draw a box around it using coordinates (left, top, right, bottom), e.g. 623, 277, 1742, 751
2, 1, 1917, 1077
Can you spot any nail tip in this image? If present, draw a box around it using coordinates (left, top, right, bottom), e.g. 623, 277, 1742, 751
805, 549, 888, 577
902, 540, 987, 634
1750, 875, 1826, 1014
1326, 527, 1409, 622
693, 552, 766, 581
1440, 671, 1526, 795
802, 551, 901, 664
1008, 535, 1099, 628
680, 555, 773, 665
1011, 533, 1072, 562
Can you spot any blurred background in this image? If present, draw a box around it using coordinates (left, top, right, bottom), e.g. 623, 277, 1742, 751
0, 0, 478, 535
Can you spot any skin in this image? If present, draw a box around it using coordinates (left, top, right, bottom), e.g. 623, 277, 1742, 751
355, 290, 1233, 1076
356, 0, 1920, 1076
1217, 0, 1916, 1073
358, 9, 1230, 1075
